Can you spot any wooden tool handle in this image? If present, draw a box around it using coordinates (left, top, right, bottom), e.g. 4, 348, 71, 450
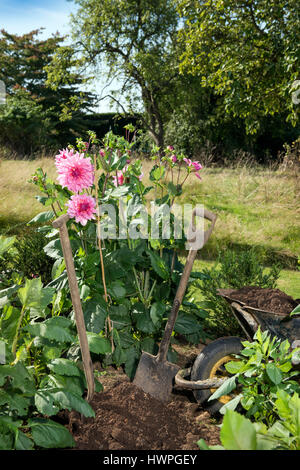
157, 209, 217, 363
52, 215, 95, 402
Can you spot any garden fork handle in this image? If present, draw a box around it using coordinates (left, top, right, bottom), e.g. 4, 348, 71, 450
53, 214, 95, 402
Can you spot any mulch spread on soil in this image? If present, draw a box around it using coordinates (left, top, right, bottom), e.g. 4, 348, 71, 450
226, 286, 298, 314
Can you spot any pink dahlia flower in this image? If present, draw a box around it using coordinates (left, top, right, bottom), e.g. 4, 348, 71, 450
55, 148, 74, 169
191, 161, 202, 171
66, 194, 97, 226
183, 157, 192, 166
171, 154, 177, 163
57, 153, 94, 193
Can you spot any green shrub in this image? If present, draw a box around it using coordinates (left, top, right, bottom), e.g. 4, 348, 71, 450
196, 249, 281, 336
13, 230, 53, 285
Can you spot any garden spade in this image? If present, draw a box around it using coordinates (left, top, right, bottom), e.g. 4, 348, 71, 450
133, 208, 217, 402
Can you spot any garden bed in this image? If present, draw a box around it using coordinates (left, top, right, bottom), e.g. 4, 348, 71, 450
58, 343, 221, 450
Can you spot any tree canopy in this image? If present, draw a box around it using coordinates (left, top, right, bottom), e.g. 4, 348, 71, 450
177, 0, 300, 133
46, 0, 181, 149
0, 29, 95, 155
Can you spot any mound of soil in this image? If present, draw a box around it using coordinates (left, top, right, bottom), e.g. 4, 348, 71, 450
228, 286, 298, 314
69, 380, 221, 450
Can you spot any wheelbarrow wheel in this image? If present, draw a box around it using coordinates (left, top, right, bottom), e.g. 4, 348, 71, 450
191, 336, 243, 415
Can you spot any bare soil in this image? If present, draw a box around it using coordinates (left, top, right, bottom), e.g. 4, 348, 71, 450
61, 342, 221, 451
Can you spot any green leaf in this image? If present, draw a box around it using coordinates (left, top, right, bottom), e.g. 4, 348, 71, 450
82, 296, 107, 333
86, 332, 112, 354
124, 346, 140, 380
219, 394, 242, 415
174, 312, 200, 334
25, 317, 74, 343
141, 337, 158, 355
0, 235, 16, 258
15, 430, 34, 450
150, 301, 166, 326
290, 304, 300, 316
35, 389, 59, 416
208, 376, 237, 402
132, 303, 156, 334
43, 238, 63, 259
266, 363, 283, 385
0, 362, 36, 393
108, 281, 126, 300
147, 250, 169, 280
29, 418, 75, 449
0, 389, 30, 416
149, 165, 165, 182
28, 210, 55, 225
225, 361, 244, 374
220, 410, 257, 450
48, 358, 81, 377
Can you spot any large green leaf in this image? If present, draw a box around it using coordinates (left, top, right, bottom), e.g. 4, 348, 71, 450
0, 362, 36, 393
25, 317, 74, 344
27, 210, 55, 225
83, 297, 108, 333
47, 358, 81, 377
43, 238, 63, 260
0, 389, 31, 416
17, 277, 55, 315
147, 250, 169, 280
28, 418, 75, 449
208, 376, 237, 402
86, 332, 112, 354
35, 388, 95, 418
132, 303, 156, 334
150, 301, 166, 326
0, 305, 20, 341
15, 430, 34, 450
220, 410, 257, 450
174, 312, 200, 335
34, 390, 59, 416
266, 363, 283, 385
124, 346, 140, 380
0, 235, 16, 258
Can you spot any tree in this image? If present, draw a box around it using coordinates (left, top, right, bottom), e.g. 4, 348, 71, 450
176, 0, 300, 133
0, 29, 95, 156
46, 0, 181, 150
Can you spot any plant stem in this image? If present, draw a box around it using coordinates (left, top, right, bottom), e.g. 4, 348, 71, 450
133, 266, 145, 303
93, 153, 113, 351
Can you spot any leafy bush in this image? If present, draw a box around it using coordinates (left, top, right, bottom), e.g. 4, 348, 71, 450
199, 393, 300, 450
199, 330, 300, 450
208, 328, 300, 426
196, 249, 281, 336
0, 276, 104, 449
12, 229, 54, 285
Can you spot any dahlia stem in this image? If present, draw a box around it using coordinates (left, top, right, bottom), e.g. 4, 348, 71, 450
93, 153, 114, 351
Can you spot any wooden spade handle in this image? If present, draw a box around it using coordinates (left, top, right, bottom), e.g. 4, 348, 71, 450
156, 208, 217, 363
53, 214, 95, 402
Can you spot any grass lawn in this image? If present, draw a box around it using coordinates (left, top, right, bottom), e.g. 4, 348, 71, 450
0, 157, 299, 299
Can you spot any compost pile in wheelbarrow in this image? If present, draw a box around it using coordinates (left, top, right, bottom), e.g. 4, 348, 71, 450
225, 286, 298, 314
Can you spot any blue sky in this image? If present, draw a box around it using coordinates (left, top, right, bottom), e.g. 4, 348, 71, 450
0, 0, 122, 112
0, 0, 74, 37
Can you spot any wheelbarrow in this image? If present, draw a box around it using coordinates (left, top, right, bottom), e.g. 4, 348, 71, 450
174, 287, 300, 414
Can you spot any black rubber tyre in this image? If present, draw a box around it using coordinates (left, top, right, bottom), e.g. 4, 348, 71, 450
191, 336, 243, 415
